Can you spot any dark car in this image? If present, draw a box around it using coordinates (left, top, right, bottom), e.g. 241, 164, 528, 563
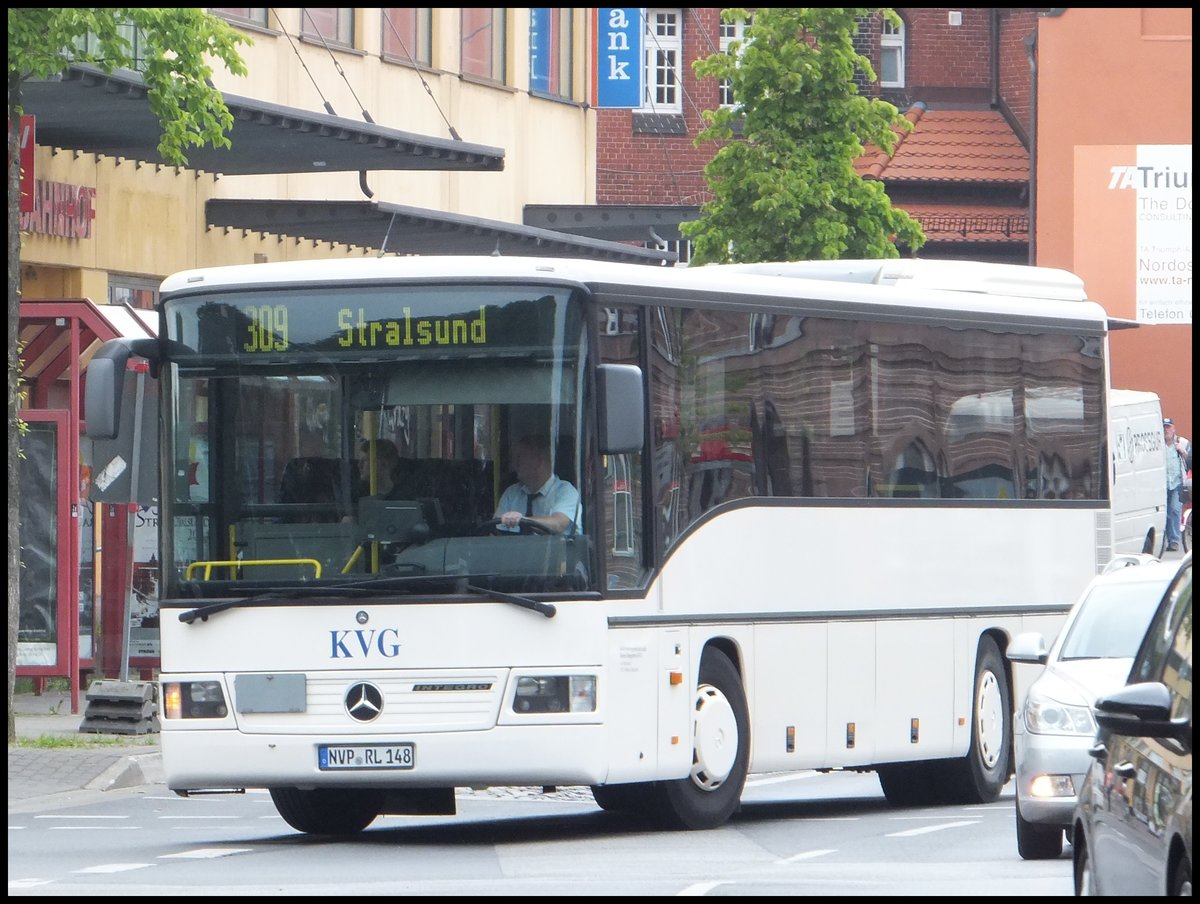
1071, 552, 1192, 895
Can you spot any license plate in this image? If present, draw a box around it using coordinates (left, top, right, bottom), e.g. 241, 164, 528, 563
318, 743, 415, 770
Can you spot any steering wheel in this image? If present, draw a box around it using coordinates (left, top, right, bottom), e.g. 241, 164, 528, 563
474, 517, 553, 536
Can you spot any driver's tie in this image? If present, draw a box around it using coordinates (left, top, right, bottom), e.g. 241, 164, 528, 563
526, 491, 540, 517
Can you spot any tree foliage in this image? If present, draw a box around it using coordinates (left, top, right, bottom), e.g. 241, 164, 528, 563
9, 8, 249, 163
681, 8, 926, 265
7, 8, 248, 742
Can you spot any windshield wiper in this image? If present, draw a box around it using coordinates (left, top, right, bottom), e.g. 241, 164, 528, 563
178, 573, 555, 623
464, 583, 556, 619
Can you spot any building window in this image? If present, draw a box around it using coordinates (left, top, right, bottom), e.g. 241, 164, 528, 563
718, 13, 751, 108
208, 8, 269, 28
382, 8, 432, 65
301, 8, 354, 47
75, 22, 146, 72
880, 17, 904, 88
462, 8, 507, 83
529, 8, 573, 98
640, 9, 681, 112
643, 237, 692, 266
109, 276, 159, 311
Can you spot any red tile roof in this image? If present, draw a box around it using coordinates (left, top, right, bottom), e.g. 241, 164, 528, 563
856, 105, 1030, 244
856, 106, 1029, 184
899, 202, 1029, 244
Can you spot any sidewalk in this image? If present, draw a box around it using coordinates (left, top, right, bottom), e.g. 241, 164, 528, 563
8, 689, 162, 806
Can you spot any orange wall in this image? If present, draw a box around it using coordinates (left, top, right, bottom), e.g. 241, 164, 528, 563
1036, 8, 1192, 440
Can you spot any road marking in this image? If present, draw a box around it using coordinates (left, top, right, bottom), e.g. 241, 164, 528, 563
49, 826, 141, 831
74, 863, 156, 874
776, 848, 837, 865
160, 848, 253, 859
744, 771, 820, 788
158, 815, 243, 820
886, 820, 980, 837
9, 879, 55, 888
35, 814, 129, 820
677, 881, 732, 895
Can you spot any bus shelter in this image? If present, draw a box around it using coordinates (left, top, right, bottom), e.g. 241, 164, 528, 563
17, 298, 157, 713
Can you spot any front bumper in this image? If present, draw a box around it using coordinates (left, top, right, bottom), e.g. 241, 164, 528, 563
162, 724, 611, 791
1014, 729, 1091, 825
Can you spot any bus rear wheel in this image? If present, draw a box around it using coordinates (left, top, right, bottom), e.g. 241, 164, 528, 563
877, 761, 944, 806
269, 787, 383, 835
652, 648, 749, 830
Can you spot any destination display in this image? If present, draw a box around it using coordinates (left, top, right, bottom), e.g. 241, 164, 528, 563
165, 286, 577, 361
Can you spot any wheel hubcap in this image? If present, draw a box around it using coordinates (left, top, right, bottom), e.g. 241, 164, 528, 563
690, 683, 738, 791
975, 669, 1003, 769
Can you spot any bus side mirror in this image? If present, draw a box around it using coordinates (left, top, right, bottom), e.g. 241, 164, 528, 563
597, 363, 644, 454
85, 338, 158, 439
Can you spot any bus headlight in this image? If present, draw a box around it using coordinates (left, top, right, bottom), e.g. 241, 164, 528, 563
163, 681, 228, 719
512, 675, 596, 713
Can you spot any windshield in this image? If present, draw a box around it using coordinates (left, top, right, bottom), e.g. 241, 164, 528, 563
1057, 579, 1168, 660
161, 283, 591, 598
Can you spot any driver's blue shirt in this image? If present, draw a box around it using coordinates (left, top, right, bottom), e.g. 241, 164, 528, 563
495, 474, 582, 534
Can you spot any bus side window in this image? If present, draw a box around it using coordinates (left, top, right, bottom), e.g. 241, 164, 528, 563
599, 305, 649, 590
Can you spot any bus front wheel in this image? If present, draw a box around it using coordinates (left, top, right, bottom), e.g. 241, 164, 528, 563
269, 787, 383, 835
653, 648, 749, 830
944, 636, 1012, 803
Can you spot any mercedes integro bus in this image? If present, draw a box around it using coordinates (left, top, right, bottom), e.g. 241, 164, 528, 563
85, 256, 1120, 834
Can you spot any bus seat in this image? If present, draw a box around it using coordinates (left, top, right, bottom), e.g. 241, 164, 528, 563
279, 456, 346, 521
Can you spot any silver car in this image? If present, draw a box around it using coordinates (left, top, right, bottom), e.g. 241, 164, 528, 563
1006, 555, 1175, 860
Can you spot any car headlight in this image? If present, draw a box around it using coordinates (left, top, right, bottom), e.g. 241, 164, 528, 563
1024, 694, 1096, 735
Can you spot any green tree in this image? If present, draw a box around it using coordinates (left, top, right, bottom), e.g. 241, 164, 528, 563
7, 9, 248, 742
682, 8, 925, 265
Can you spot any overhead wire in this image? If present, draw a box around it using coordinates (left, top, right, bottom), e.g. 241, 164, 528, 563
296, 8, 376, 122
270, 9, 339, 117
380, 10, 464, 141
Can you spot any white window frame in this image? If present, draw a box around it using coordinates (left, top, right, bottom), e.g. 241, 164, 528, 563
880, 17, 904, 88
718, 15, 750, 108
639, 8, 682, 113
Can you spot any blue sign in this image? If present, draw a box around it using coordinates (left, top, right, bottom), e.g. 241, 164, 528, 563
529, 8, 551, 94
594, 8, 642, 108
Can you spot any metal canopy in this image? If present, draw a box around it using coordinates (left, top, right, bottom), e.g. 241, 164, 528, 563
523, 204, 701, 243
207, 199, 675, 264
22, 64, 504, 175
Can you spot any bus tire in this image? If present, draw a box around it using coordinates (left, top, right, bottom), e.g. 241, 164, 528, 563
944, 636, 1011, 803
653, 647, 749, 830
590, 782, 655, 815
877, 761, 942, 807
269, 787, 383, 835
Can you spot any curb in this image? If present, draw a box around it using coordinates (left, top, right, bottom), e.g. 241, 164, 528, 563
85, 752, 164, 792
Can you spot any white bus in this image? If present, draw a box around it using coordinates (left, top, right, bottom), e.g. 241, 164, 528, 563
86, 255, 1118, 834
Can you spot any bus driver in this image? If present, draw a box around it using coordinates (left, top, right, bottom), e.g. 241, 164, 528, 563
495, 434, 582, 535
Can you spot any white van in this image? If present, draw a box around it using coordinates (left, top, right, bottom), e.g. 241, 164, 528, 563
1108, 389, 1167, 555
